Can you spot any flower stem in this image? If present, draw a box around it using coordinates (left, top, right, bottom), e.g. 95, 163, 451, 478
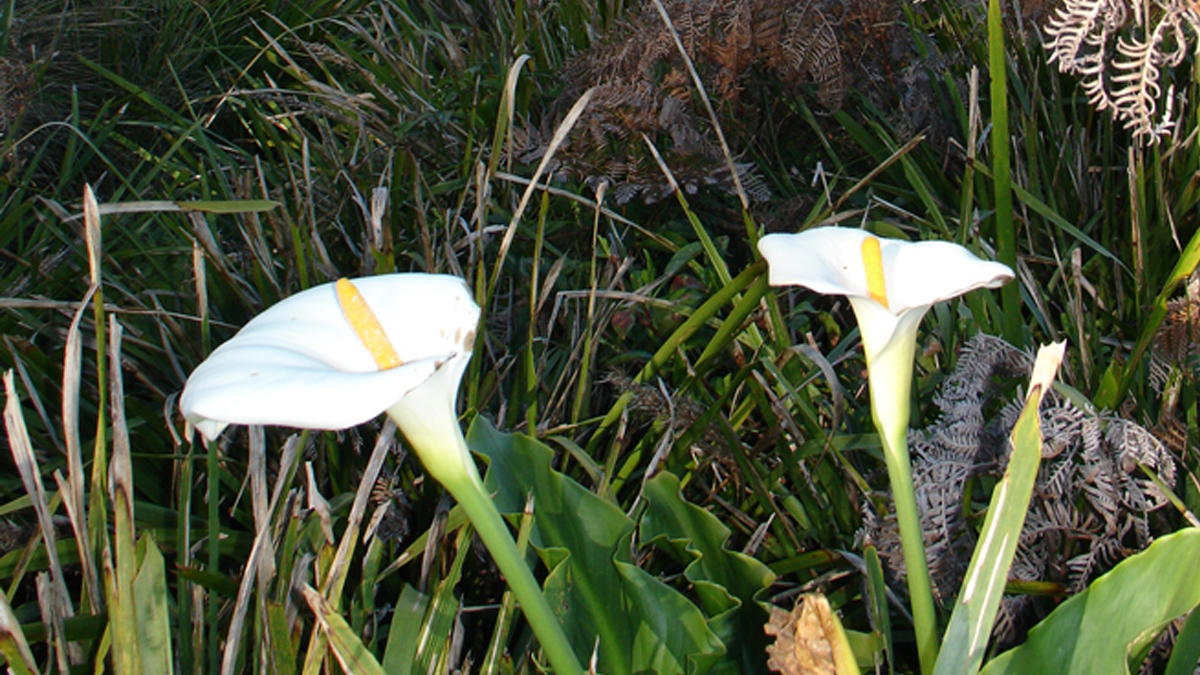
877, 420, 939, 675
443, 473, 584, 675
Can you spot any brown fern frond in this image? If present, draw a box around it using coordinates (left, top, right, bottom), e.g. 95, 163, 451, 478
605, 371, 730, 457
533, 0, 896, 204
0, 57, 33, 135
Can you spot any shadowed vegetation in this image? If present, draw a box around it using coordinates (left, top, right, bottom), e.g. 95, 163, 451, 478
1, 0, 1199, 673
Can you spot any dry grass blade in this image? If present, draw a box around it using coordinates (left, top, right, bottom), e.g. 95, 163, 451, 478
825, 133, 926, 219
320, 420, 398, 600
487, 54, 532, 177
221, 432, 302, 675
84, 185, 101, 287
5, 340, 61, 453
189, 212, 259, 309
3, 371, 77, 626
299, 585, 387, 675
488, 87, 594, 297
248, 426, 272, 577
306, 462, 335, 544
0, 586, 38, 675
60, 287, 102, 612
108, 316, 142, 675
36, 573, 69, 673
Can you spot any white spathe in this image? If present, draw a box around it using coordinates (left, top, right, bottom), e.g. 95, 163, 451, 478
758, 227, 1013, 363
180, 273, 479, 444
758, 227, 1014, 439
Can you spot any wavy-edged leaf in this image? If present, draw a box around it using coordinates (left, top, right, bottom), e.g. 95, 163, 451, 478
980, 528, 1200, 675
470, 418, 724, 675
641, 472, 775, 674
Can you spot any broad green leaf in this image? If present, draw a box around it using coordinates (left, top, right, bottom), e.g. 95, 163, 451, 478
935, 342, 1065, 675
980, 528, 1200, 675
134, 535, 173, 675
381, 585, 430, 675
641, 472, 775, 675
470, 419, 724, 675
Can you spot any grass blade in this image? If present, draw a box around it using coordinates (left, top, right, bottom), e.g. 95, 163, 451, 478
4, 370, 76, 627
299, 585, 388, 675
934, 342, 1066, 675
987, 0, 1020, 346
134, 535, 175, 675
58, 288, 101, 613
108, 316, 141, 675
0, 586, 38, 675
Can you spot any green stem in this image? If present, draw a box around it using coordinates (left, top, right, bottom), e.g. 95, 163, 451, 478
442, 473, 584, 675
389, 363, 582, 675
988, 0, 1021, 347
206, 437, 221, 672
851, 294, 940, 673
875, 409, 938, 675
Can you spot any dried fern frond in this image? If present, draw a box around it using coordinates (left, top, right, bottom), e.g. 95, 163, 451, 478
1149, 273, 1200, 395
0, 57, 33, 136
860, 332, 1177, 644
1044, 0, 1199, 141
529, 0, 868, 204
605, 371, 730, 457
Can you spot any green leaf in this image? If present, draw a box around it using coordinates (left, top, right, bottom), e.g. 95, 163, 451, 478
175, 200, 281, 214
864, 546, 893, 675
134, 535, 174, 675
1163, 606, 1200, 675
381, 585, 430, 675
980, 528, 1200, 675
935, 343, 1065, 675
301, 587, 387, 675
265, 601, 298, 675
470, 419, 724, 675
641, 472, 776, 674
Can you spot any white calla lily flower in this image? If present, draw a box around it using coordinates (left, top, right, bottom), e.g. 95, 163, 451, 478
759, 227, 1013, 437
179, 273, 584, 675
759, 227, 1014, 375
180, 273, 478, 447
758, 227, 1013, 675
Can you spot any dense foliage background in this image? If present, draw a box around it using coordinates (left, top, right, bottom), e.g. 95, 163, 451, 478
2, 0, 1199, 673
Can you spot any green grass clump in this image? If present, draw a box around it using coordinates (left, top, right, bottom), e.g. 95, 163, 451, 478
1, 0, 1199, 673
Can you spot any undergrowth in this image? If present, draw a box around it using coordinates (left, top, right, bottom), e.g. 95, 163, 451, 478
1, 0, 1198, 673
